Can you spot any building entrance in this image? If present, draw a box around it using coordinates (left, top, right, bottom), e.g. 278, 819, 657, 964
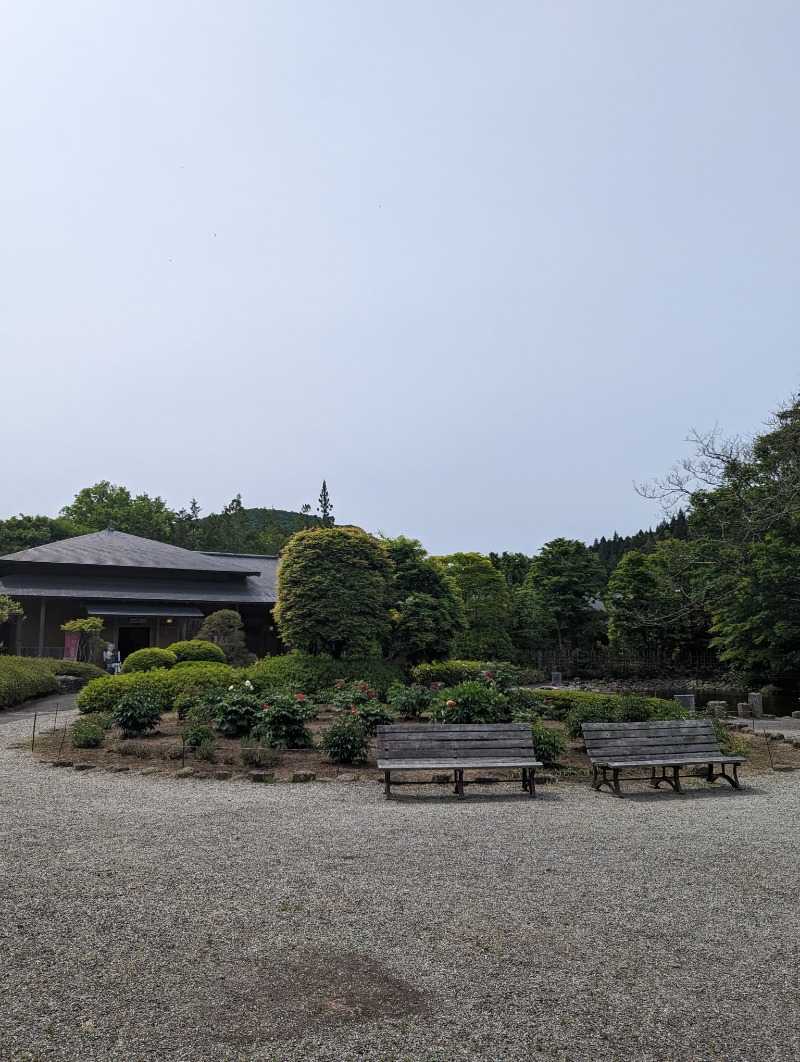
118, 626, 151, 660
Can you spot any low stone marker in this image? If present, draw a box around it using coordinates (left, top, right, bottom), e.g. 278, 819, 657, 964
215, 770, 232, 781
175, 767, 196, 778
292, 771, 315, 783
707, 700, 729, 718
249, 771, 275, 783
748, 692, 764, 718
674, 694, 696, 711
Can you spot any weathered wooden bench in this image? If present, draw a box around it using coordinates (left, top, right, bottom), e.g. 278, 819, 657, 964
582, 719, 745, 798
377, 723, 543, 799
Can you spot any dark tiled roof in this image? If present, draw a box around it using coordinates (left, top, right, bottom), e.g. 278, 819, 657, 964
0, 529, 260, 575
0, 563, 278, 604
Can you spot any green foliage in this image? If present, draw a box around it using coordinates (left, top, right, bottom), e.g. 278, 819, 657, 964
37, 659, 106, 681
111, 688, 163, 737
75, 672, 172, 715
275, 527, 394, 658
82, 711, 113, 730
437, 553, 515, 661
386, 683, 434, 719
184, 721, 215, 748
381, 537, 465, 664
196, 610, 255, 666
329, 680, 379, 711
168, 639, 226, 663
510, 707, 567, 765
411, 659, 525, 688
251, 693, 316, 749
240, 736, 279, 767
562, 694, 692, 739
319, 717, 370, 763
351, 700, 396, 736
0, 514, 81, 557
0, 594, 24, 630
247, 652, 404, 699
206, 682, 261, 737
429, 681, 510, 725
60, 617, 106, 662
0, 656, 59, 709
530, 689, 676, 721
120, 648, 177, 674
71, 718, 106, 748
60, 481, 176, 540
519, 538, 607, 652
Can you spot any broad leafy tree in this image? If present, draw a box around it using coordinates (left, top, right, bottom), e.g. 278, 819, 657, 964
60, 481, 176, 540
520, 538, 607, 650
381, 537, 465, 663
0, 514, 80, 556
275, 527, 393, 658
437, 552, 514, 660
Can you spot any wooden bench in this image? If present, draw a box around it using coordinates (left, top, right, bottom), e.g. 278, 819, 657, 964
581, 719, 745, 798
376, 723, 543, 799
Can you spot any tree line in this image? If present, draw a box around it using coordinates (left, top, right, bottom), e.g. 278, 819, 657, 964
4, 393, 800, 682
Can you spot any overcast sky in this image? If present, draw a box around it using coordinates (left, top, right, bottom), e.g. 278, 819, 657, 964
2, 2, 798, 556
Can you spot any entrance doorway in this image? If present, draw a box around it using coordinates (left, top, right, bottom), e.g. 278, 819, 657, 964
118, 626, 151, 660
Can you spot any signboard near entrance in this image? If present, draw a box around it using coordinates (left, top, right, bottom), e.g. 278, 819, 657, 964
126, 617, 149, 626
63, 631, 80, 660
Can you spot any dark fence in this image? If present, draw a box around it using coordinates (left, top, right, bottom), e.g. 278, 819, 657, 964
519, 648, 721, 679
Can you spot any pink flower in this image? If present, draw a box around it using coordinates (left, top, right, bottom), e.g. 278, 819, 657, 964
486, 671, 495, 679
368, 690, 376, 698
358, 683, 366, 691
295, 693, 306, 701
350, 706, 358, 714
336, 681, 343, 690
262, 704, 271, 711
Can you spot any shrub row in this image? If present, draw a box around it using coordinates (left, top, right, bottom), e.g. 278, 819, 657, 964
76, 662, 241, 714
411, 660, 544, 688
0, 656, 59, 709
248, 652, 405, 699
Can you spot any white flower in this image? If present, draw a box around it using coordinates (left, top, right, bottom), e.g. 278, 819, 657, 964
245, 680, 252, 688
228, 685, 234, 690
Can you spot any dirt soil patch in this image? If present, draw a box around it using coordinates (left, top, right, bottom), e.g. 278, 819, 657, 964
26, 711, 800, 785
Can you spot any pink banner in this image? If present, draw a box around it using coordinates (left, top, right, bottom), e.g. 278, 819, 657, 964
63, 631, 80, 660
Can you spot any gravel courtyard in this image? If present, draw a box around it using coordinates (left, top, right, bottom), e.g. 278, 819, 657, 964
1, 712, 798, 1062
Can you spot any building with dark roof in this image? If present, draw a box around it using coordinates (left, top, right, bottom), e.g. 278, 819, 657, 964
0, 529, 280, 660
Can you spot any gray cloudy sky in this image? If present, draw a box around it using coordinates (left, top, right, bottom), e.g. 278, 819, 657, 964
2, 2, 799, 556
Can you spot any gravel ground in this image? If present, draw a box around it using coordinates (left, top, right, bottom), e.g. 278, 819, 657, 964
1, 712, 798, 1062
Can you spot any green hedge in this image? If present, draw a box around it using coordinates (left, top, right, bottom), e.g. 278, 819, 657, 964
247, 652, 405, 699
38, 659, 106, 681
75, 662, 239, 715
527, 689, 677, 721
168, 639, 226, 664
411, 660, 543, 688
0, 656, 60, 709
120, 648, 177, 674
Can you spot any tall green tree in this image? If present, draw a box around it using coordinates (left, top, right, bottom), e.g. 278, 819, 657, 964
317, 480, 334, 527
520, 538, 607, 650
0, 514, 81, 556
381, 537, 465, 663
275, 527, 393, 658
60, 482, 176, 540
437, 552, 514, 660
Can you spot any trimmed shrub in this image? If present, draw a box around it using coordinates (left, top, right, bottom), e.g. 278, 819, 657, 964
168, 640, 226, 664
71, 718, 106, 748
111, 688, 163, 737
120, 648, 177, 674
39, 659, 106, 681
0, 657, 59, 709
532, 689, 675, 721
247, 652, 404, 700
412, 660, 529, 689
429, 681, 510, 725
252, 693, 316, 749
76, 671, 173, 715
525, 718, 567, 765
319, 717, 370, 764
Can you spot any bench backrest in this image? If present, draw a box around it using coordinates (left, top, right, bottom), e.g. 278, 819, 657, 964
581, 719, 722, 763
377, 723, 536, 763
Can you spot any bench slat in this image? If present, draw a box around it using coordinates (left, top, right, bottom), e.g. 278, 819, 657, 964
378, 758, 543, 769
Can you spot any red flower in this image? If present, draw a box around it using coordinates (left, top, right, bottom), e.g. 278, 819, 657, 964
486, 671, 495, 679
336, 681, 344, 690
350, 706, 358, 713
295, 693, 306, 701
368, 690, 376, 698
262, 704, 271, 711
358, 683, 366, 691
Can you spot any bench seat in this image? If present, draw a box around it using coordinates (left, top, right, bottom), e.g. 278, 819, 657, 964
377, 723, 542, 799
582, 719, 745, 797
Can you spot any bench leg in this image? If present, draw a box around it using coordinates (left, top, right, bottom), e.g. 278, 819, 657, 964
672, 766, 682, 794
707, 762, 741, 789
384, 770, 391, 799
521, 768, 528, 792
528, 768, 536, 799
610, 768, 623, 798
455, 770, 465, 799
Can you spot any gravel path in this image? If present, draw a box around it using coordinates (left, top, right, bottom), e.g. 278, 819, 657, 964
1, 714, 798, 1062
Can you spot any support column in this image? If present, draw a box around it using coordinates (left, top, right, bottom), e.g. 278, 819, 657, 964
37, 598, 46, 656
